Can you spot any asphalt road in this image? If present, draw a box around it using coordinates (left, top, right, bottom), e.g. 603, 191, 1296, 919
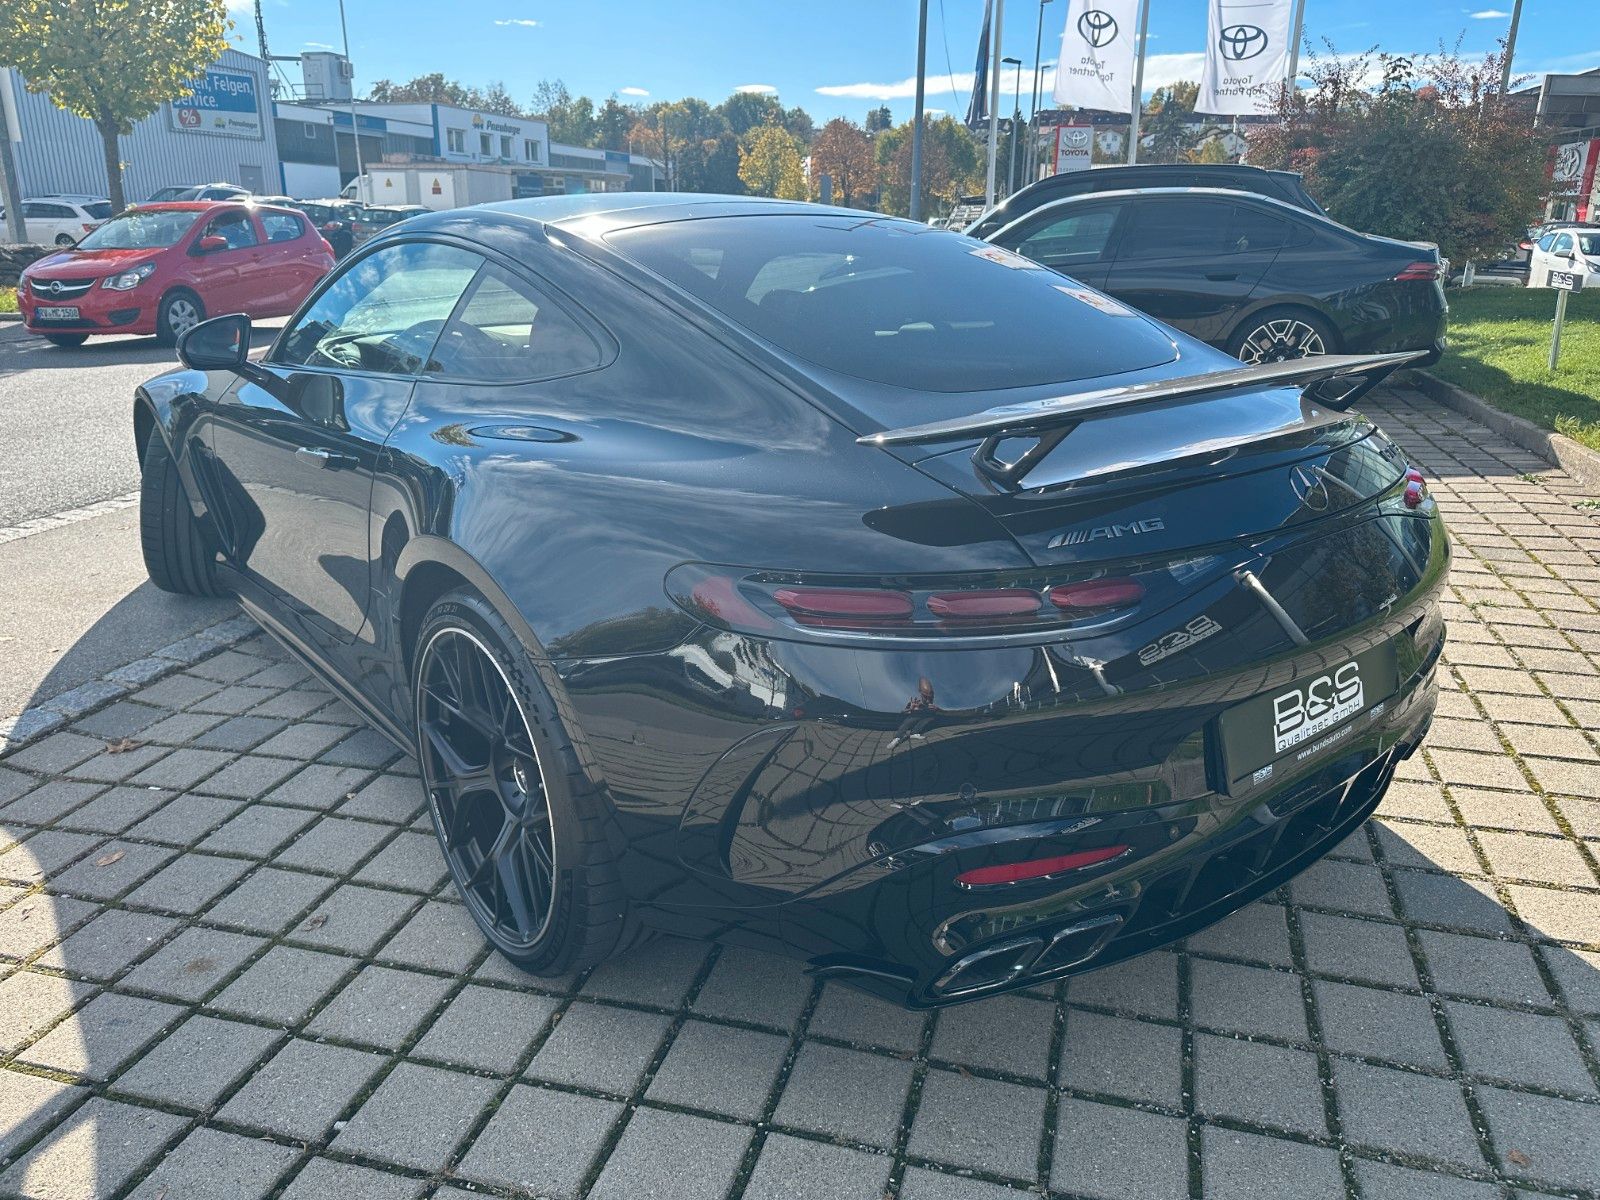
0, 318, 285, 527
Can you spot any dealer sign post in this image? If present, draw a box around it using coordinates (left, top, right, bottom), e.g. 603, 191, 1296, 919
1548, 268, 1584, 372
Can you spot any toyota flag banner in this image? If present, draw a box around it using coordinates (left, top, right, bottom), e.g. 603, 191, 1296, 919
1052, 0, 1141, 114
1197, 0, 1295, 115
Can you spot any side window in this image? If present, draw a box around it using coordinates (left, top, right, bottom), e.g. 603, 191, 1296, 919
203, 210, 259, 250
447, 127, 466, 153
274, 242, 481, 376
20, 202, 46, 219
425, 264, 601, 382
1551, 233, 1573, 254
1008, 206, 1120, 271
1226, 205, 1294, 254
1117, 200, 1233, 261
262, 212, 304, 243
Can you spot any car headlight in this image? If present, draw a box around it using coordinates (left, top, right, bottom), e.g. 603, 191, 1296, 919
101, 263, 156, 291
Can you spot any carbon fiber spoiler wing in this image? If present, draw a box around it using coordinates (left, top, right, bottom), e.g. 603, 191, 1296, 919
855, 350, 1424, 449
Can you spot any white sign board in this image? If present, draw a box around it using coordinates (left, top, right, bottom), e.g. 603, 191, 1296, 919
1197, 0, 1294, 116
1053, 125, 1095, 173
1550, 269, 1585, 292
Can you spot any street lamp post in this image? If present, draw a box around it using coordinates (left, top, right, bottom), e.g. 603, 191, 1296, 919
1499, 0, 1524, 94
337, 0, 364, 187
1003, 56, 1022, 195
910, 0, 929, 221
1029, 0, 1055, 188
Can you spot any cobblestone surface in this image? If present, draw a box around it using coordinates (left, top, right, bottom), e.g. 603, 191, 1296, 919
0, 387, 1598, 1198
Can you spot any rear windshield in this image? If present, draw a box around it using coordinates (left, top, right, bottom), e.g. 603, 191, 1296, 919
84, 202, 113, 220
607, 215, 1175, 392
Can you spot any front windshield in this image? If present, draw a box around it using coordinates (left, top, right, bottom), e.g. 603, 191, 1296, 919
75, 209, 197, 251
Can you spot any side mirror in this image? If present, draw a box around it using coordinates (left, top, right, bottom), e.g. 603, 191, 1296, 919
177, 314, 249, 371
195, 235, 228, 254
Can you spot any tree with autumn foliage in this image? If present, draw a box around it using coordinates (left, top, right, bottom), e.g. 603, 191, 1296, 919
874, 115, 983, 218
1250, 42, 1548, 263
809, 118, 876, 207
738, 124, 808, 200
0, 0, 230, 211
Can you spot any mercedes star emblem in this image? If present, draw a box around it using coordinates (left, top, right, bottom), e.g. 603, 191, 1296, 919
1290, 464, 1330, 511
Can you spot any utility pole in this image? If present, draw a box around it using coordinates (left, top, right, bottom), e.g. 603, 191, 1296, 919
984, 0, 1006, 208
1125, 0, 1150, 164
0, 71, 27, 241
337, 0, 364, 187
1029, 0, 1054, 189
910, 0, 929, 221
1003, 56, 1023, 195
1499, 0, 1524, 94
1286, 0, 1308, 91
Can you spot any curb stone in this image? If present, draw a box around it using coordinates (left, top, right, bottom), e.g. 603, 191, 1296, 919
0, 610, 255, 754
1409, 370, 1600, 493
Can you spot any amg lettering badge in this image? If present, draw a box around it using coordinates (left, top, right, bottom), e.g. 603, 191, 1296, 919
1050, 516, 1165, 549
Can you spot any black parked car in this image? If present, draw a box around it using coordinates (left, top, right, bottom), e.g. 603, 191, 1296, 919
136, 195, 1445, 1007
965, 163, 1326, 240
281, 199, 362, 257
985, 187, 1448, 367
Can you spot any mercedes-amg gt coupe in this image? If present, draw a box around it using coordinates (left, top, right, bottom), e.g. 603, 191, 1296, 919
135, 194, 1446, 1007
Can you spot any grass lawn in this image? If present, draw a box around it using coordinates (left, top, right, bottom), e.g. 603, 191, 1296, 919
1429, 285, 1600, 451
0, 286, 14, 314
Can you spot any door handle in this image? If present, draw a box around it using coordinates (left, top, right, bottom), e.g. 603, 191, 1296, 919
295, 447, 356, 470
1205, 272, 1239, 281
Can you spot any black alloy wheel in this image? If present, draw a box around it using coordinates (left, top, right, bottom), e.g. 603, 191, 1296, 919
417, 625, 557, 952
1232, 312, 1332, 364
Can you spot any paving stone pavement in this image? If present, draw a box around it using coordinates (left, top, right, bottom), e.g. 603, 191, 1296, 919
0, 384, 1599, 1199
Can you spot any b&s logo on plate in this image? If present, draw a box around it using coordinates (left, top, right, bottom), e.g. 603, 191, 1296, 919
1272, 662, 1363, 753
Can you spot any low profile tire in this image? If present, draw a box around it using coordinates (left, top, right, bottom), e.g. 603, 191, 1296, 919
43, 333, 88, 348
414, 590, 629, 975
138, 432, 221, 597
1227, 307, 1337, 365
155, 288, 204, 347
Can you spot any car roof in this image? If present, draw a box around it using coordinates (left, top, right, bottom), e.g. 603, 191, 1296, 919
31, 194, 107, 203
422, 193, 890, 238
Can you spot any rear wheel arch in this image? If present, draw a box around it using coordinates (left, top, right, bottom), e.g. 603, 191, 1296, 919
1224, 302, 1342, 361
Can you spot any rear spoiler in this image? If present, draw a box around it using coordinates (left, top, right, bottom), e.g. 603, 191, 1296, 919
855, 350, 1424, 449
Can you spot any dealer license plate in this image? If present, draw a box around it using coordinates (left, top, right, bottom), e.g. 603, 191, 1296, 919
35, 306, 80, 321
1218, 642, 1399, 787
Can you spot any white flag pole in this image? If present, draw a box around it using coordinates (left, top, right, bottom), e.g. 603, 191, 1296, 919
985, 0, 1007, 207
1285, 0, 1308, 90
1125, 0, 1150, 164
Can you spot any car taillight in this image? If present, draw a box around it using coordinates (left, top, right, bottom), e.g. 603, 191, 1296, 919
1403, 467, 1429, 509
667, 564, 1156, 642
956, 845, 1131, 887
1395, 261, 1440, 282
81, 223, 95, 232
322, 221, 344, 231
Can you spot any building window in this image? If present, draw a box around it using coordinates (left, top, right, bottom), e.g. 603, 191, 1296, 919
447, 127, 465, 153
303, 123, 319, 139
480, 132, 492, 156
499, 135, 512, 159
524, 139, 540, 162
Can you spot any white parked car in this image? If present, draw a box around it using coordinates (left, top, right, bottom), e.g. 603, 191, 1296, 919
1526, 225, 1600, 289
0, 195, 112, 247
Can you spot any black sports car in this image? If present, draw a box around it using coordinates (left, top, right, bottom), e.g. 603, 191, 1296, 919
135, 194, 1446, 1007
983, 187, 1449, 368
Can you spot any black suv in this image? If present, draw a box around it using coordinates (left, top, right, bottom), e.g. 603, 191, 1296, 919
965, 164, 1325, 240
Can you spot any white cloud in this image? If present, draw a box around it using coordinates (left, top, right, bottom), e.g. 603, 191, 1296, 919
1468, 9, 1511, 17
493, 18, 539, 27
302, 41, 334, 50
735, 84, 779, 95
619, 86, 650, 97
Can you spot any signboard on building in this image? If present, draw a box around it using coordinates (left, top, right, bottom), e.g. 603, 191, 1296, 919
1550, 138, 1600, 222
170, 68, 263, 140
1053, 124, 1094, 173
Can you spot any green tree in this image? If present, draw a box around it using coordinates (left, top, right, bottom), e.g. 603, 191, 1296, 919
875, 115, 982, 217
719, 91, 783, 137
1142, 82, 1199, 164
533, 79, 599, 146
865, 104, 893, 134
1250, 43, 1548, 263
595, 97, 634, 151
368, 72, 524, 117
0, 0, 230, 211
739, 123, 807, 199
1188, 135, 1232, 164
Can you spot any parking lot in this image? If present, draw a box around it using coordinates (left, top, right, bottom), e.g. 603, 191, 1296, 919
2, 325, 1600, 1199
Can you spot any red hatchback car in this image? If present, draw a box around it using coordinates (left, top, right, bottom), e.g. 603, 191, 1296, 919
18, 201, 335, 347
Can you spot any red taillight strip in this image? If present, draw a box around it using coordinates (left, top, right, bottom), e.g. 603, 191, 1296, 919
1048, 578, 1145, 611
1395, 261, 1441, 282
772, 587, 913, 620
956, 844, 1131, 887
927, 589, 1041, 619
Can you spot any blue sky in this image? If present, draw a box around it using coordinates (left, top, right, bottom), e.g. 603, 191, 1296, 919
237, 0, 1591, 124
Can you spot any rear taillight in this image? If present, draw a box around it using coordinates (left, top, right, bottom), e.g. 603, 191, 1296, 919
667, 564, 1155, 642
322, 221, 344, 231
1403, 466, 1429, 509
956, 845, 1131, 887
81, 223, 95, 232
1395, 261, 1441, 282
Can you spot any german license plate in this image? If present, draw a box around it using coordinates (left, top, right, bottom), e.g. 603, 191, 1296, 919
35, 306, 80, 321
1218, 642, 1399, 787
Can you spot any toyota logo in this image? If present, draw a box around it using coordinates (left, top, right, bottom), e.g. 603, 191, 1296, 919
1290, 464, 1330, 511
1219, 23, 1269, 61
1077, 9, 1119, 48
1065, 129, 1090, 147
